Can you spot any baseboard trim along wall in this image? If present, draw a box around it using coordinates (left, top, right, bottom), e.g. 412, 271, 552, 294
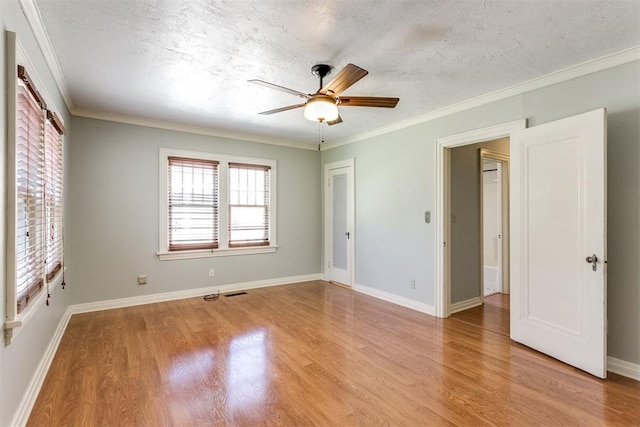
450, 297, 483, 314
11, 273, 321, 426
11, 308, 73, 427
69, 273, 323, 314
607, 357, 640, 381
353, 283, 436, 316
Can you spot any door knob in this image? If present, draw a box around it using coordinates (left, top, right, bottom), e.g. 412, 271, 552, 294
585, 254, 598, 271
345, 232, 350, 239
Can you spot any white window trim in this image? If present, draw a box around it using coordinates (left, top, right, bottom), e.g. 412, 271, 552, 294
157, 148, 277, 260
5, 32, 66, 343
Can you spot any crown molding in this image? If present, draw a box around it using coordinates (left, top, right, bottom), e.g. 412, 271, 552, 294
20, 0, 638, 152
73, 108, 316, 150
322, 45, 640, 151
19, 0, 74, 112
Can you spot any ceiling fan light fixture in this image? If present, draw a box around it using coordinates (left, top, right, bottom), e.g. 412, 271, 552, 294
304, 95, 339, 122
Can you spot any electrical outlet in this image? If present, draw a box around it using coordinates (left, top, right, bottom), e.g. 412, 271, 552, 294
138, 275, 147, 285
410, 279, 416, 289
209, 268, 215, 277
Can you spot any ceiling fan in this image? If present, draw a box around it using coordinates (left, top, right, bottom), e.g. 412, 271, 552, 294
249, 63, 399, 125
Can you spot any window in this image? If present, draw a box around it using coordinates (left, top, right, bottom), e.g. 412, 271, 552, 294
6, 31, 67, 342
158, 149, 277, 260
168, 157, 219, 250
15, 69, 46, 313
228, 163, 271, 247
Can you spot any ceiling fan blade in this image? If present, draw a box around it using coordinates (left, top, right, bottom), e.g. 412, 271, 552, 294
339, 96, 399, 108
259, 103, 306, 115
327, 115, 343, 126
248, 79, 309, 98
320, 64, 368, 96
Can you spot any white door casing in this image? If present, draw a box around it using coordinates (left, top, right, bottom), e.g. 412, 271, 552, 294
324, 160, 354, 286
435, 120, 526, 317
510, 108, 607, 378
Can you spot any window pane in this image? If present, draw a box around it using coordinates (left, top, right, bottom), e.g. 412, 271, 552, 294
168, 157, 219, 250
228, 163, 270, 247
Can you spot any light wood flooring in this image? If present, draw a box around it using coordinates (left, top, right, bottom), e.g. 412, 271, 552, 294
29, 281, 639, 426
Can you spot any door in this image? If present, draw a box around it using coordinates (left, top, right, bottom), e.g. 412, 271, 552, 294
325, 161, 354, 286
482, 161, 502, 296
510, 108, 607, 378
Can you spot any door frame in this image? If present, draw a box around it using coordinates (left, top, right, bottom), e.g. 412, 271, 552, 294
435, 120, 526, 318
324, 159, 355, 286
480, 149, 510, 296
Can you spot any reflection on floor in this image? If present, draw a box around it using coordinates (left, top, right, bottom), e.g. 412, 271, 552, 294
451, 292, 510, 337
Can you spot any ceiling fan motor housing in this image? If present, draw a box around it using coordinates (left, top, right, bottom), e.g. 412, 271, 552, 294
304, 94, 339, 122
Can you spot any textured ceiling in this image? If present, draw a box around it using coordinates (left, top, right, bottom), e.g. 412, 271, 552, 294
35, 0, 640, 145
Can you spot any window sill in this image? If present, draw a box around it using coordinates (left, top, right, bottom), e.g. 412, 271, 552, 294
157, 245, 278, 261
5, 269, 64, 344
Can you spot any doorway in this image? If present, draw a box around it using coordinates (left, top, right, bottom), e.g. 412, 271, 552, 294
448, 141, 510, 314
434, 120, 526, 318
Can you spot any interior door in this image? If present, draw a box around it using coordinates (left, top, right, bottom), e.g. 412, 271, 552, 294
510, 108, 607, 378
327, 166, 353, 286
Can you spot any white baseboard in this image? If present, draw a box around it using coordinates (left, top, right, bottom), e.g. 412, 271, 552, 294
353, 283, 435, 316
450, 296, 483, 314
69, 273, 323, 314
608, 356, 640, 380
11, 307, 73, 427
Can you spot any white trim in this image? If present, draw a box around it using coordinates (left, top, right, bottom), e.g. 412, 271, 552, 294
321, 46, 640, 151
353, 283, 435, 316
157, 245, 278, 260
75, 108, 314, 150
607, 357, 640, 381
10, 307, 72, 427
18, 0, 74, 112
323, 159, 355, 286
435, 120, 526, 318
450, 297, 483, 314
69, 274, 322, 314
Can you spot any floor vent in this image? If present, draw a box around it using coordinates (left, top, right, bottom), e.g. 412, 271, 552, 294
225, 292, 248, 298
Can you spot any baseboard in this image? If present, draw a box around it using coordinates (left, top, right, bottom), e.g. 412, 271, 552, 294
353, 283, 435, 316
69, 273, 323, 314
10, 306, 73, 427
450, 296, 483, 314
607, 356, 640, 381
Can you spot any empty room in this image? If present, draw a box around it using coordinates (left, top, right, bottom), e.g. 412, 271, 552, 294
2, 0, 640, 425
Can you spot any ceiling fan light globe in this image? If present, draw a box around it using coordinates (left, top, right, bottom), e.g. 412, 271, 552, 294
304, 96, 339, 122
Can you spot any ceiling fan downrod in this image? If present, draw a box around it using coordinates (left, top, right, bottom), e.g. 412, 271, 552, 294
311, 64, 332, 92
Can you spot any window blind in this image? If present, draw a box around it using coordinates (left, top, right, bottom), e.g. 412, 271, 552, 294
168, 157, 219, 250
16, 80, 45, 313
228, 163, 270, 247
44, 112, 64, 281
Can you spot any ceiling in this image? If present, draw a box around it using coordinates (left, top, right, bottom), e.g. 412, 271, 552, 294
33, 0, 640, 146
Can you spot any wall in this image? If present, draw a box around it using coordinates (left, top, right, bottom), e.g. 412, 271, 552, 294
0, 1, 72, 424
321, 60, 640, 366
450, 139, 508, 304
67, 117, 321, 304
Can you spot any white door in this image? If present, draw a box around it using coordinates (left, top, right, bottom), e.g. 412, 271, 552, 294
482, 161, 502, 295
325, 162, 354, 286
510, 108, 607, 378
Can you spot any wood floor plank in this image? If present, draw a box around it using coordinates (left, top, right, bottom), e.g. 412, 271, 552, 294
27, 281, 640, 426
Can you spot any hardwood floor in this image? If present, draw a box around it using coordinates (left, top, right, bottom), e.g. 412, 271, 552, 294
451, 293, 510, 337
28, 281, 639, 426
